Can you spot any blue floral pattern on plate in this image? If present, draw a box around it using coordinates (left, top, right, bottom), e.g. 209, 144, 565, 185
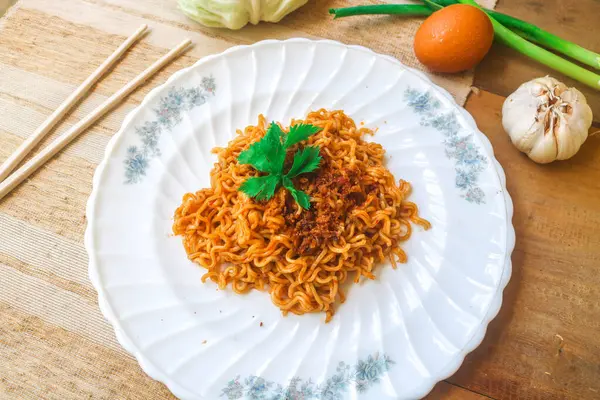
124, 76, 216, 183
404, 88, 487, 204
221, 353, 394, 400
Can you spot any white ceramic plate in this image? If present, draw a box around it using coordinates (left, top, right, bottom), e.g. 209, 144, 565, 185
85, 39, 514, 400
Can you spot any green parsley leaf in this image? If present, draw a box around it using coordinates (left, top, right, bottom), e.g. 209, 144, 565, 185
284, 123, 322, 148
238, 140, 269, 172
285, 146, 321, 178
283, 177, 311, 210
239, 174, 281, 201
238, 123, 285, 173
237, 122, 322, 209
262, 123, 286, 171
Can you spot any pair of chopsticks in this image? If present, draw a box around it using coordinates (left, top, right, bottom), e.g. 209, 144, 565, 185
0, 25, 192, 201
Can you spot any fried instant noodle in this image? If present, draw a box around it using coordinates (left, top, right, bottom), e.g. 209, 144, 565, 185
173, 110, 430, 322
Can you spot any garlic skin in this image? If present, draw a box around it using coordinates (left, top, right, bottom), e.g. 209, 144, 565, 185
502, 76, 593, 164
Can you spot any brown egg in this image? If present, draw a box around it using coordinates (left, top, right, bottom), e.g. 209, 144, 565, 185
414, 4, 494, 73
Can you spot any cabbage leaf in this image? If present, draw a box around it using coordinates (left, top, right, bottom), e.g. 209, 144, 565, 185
178, 0, 309, 30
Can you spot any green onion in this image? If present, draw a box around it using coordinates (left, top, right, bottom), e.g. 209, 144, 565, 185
437, 0, 600, 70
329, 5, 433, 19
330, 4, 424, 18
329, 2, 600, 72
457, 0, 600, 90
421, 0, 444, 11
489, 14, 600, 70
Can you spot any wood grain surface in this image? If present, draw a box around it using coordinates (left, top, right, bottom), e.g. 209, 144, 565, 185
1, 0, 600, 399
446, 90, 600, 400
476, 0, 600, 124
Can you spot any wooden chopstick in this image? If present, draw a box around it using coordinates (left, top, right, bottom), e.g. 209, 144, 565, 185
0, 24, 148, 183
0, 38, 193, 201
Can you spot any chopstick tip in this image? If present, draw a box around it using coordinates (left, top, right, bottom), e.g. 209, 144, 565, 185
176, 39, 193, 52
138, 24, 149, 34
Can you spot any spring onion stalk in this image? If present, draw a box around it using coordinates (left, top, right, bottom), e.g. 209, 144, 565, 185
329, 4, 427, 18
435, 0, 600, 70
330, 4, 433, 18
329, 3, 600, 71
420, 0, 444, 11
457, 0, 600, 90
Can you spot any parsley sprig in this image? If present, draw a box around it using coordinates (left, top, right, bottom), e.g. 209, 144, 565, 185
238, 123, 322, 209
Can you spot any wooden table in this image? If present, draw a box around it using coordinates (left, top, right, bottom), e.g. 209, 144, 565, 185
1, 1, 599, 399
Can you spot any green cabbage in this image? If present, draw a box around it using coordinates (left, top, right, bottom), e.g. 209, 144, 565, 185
178, 0, 309, 30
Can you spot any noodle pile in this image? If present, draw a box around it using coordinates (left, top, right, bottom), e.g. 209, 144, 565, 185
173, 110, 430, 322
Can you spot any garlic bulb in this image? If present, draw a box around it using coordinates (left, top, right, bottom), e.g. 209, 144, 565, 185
502, 76, 593, 164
